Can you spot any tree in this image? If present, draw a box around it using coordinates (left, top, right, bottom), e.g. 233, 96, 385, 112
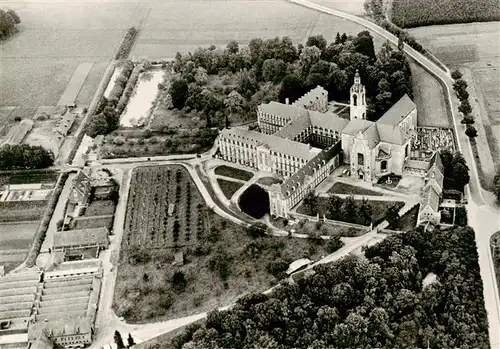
0, 144, 54, 170
465, 125, 477, 138
451, 69, 462, 80
453, 79, 468, 100
87, 114, 109, 138
223, 90, 245, 127
364, 0, 384, 19
494, 170, 500, 202
385, 204, 400, 224
261, 58, 287, 83
461, 115, 475, 125
114, 331, 125, 349
172, 271, 187, 292
226, 40, 239, 54
358, 199, 373, 225
326, 235, 344, 253
353, 31, 376, 61
303, 192, 319, 216
306, 35, 327, 51
340, 196, 357, 222
170, 78, 189, 109
127, 333, 135, 348
458, 99, 472, 116
397, 35, 405, 52
278, 73, 306, 103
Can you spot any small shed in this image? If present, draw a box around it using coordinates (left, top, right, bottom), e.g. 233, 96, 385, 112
173, 252, 184, 266
286, 258, 312, 275
168, 203, 175, 216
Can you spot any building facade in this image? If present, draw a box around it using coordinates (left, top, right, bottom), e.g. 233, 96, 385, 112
218, 72, 418, 218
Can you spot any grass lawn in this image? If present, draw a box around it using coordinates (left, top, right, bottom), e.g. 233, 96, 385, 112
84, 200, 116, 216
328, 182, 384, 196
388, 204, 419, 231
214, 165, 253, 181
113, 210, 330, 324
256, 177, 283, 186
216, 179, 244, 200
73, 217, 114, 231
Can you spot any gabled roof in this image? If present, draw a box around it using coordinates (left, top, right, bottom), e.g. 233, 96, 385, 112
53, 227, 109, 248
421, 185, 440, 212
258, 102, 308, 121
280, 142, 342, 197
378, 94, 416, 126
376, 123, 406, 145
220, 127, 319, 160
364, 124, 380, 149
273, 113, 311, 140
292, 86, 327, 110
342, 118, 374, 136
309, 111, 349, 132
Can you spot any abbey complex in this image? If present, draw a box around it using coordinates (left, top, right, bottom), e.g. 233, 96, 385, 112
217, 71, 419, 218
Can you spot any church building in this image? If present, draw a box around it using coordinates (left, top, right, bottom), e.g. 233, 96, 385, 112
217, 71, 418, 218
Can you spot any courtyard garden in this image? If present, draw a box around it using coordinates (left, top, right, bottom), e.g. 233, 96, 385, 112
113, 165, 331, 323
216, 179, 244, 200
298, 193, 404, 226
214, 165, 253, 181
387, 204, 419, 231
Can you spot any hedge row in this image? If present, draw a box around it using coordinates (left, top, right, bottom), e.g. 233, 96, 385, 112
392, 0, 500, 28
108, 61, 134, 103
115, 27, 138, 60
25, 171, 71, 267
116, 64, 144, 115
378, 19, 448, 73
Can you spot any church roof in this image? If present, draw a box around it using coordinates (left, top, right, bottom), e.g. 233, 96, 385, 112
376, 123, 406, 145
342, 119, 374, 136
258, 102, 308, 121
421, 185, 440, 212
378, 94, 415, 126
364, 124, 380, 149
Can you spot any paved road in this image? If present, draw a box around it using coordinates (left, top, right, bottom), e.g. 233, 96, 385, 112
286, 0, 500, 346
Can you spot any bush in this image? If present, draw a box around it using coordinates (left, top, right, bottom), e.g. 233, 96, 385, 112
26, 172, 70, 267
129, 249, 152, 265
172, 271, 187, 292
208, 250, 233, 281
115, 27, 138, 60
465, 125, 477, 138
266, 258, 291, 279
451, 69, 463, 80
326, 235, 344, 253
455, 206, 468, 226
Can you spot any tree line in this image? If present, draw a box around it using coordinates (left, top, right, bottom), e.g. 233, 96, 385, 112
452, 69, 478, 138
0, 9, 21, 41
168, 31, 413, 127
164, 225, 488, 349
0, 144, 54, 170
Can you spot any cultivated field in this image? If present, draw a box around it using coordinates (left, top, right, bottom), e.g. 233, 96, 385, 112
409, 22, 500, 169
0, 222, 38, 272
0, 0, 143, 115
391, 0, 500, 28
131, 0, 384, 59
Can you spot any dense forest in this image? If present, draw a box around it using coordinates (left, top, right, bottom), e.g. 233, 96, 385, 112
163, 225, 489, 349
0, 144, 54, 170
0, 9, 21, 40
167, 31, 412, 128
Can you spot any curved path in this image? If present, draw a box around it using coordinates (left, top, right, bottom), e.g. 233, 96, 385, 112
285, 0, 500, 346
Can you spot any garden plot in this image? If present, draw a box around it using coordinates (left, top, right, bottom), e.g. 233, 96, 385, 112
120, 70, 165, 127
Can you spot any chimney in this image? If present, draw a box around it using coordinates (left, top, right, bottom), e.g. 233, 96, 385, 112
285, 98, 289, 105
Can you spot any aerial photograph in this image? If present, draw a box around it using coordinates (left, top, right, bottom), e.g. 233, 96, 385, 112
0, 0, 499, 348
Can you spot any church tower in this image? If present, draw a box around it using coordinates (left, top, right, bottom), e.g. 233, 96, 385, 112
350, 70, 366, 120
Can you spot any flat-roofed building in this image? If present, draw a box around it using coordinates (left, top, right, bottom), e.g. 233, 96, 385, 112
52, 228, 109, 254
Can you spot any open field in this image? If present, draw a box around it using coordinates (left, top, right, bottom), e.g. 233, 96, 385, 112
114, 164, 330, 323
409, 22, 500, 171
391, 0, 500, 28
410, 62, 450, 128
131, 0, 384, 59
216, 178, 244, 200
0, 221, 38, 272
57, 62, 94, 106
214, 165, 253, 181
0, 1, 144, 110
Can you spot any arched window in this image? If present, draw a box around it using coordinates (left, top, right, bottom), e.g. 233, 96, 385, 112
381, 160, 387, 171
357, 153, 364, 166
353, 94, 358, 106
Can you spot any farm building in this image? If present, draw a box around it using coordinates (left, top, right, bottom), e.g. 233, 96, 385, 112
0, 271, 41, 329
67, 169, 92, 219
54, 110, 77, 138
29, 261, 102, 348
52, 227, 109, 255
1, 119, 34, 146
